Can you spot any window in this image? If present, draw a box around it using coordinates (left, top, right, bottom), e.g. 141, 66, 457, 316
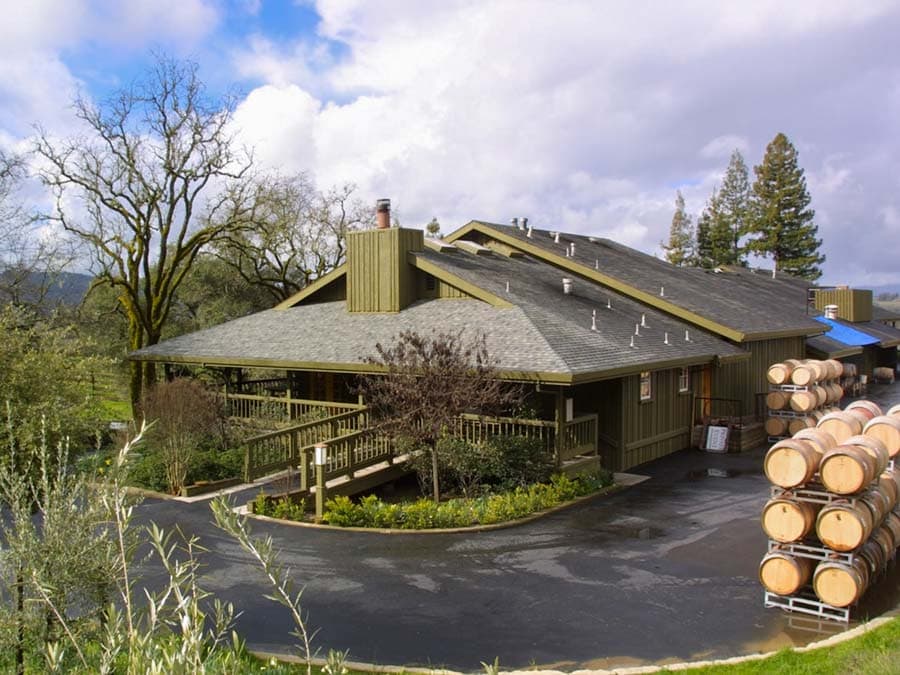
639, 371, 652, 401
678, 366, 690, 393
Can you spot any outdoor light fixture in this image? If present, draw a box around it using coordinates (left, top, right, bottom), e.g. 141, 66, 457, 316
314, 444, 327, 466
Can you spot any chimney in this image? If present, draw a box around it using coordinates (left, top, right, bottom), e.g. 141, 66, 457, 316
824, 304, 839, 320
376, 198, 391, 229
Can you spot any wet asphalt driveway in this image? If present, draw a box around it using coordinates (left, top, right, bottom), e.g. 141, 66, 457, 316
134, 382, 900, 672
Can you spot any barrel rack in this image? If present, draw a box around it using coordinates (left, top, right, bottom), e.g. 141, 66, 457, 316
766, 383, 829, 444
764, 469, 898, 623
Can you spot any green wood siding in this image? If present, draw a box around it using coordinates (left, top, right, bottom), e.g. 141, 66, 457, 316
814, 288, 873, 322
711, 336, 805, 418
620, 368, 694, 470
416, 270, 473, 300
347, 228, 423, 312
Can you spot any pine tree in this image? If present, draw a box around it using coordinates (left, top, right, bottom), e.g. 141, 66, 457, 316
718, 149, 751, 265
425, 217, 442, 238
695, 187, 732, 268
661, 190, 694, 266
748, 133, 824, 280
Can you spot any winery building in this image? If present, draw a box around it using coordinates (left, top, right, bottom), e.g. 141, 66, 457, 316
133, 208, 887, 476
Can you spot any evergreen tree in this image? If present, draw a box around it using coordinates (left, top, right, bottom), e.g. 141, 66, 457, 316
748, 133, 825, 280
425, 217, 442, 238
718, 149, 752, 265
695, 187, 732, 268
661, 190, 694, 266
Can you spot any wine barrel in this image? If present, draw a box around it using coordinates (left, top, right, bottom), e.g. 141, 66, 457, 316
878, 472, 899, 511
824, 382, 844, 404
842, 362, 858, 378
872, 525, 896, 561
863, 416, 900, 459
767, 362, 794, 385
816, 501, 874, 551
791, 364, 820, 386
888, 404, 900, 418
825, 359, 844, 379
761, 497, 819, 543
790, 390, 820, 413
813, 558, 869, 607
788, 416, 817, 435
766, 390, 791, 410
859, 539, 886, 577
859, 486, 892, 525
765, 417, 789, 437
793, 428, 837, 455
760, 552, 814, 596
819, 445, 877, 494
873, 366, 896, 383
882, 511, 900, 549
843, 435, 890, 476
817, 411, 864, 444
764, 438, 819, 488
846, 400, 883, 421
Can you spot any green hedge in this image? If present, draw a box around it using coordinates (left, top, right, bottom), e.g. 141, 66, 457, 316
321, 472, 613, 529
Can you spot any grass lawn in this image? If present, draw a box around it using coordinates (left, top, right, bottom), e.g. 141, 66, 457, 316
684, 615, 900, 674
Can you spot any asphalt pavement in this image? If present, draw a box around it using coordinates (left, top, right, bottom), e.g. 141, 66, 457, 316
133, 381, 900, 672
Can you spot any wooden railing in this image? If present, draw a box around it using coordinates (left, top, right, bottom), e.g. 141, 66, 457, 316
227, 392, 362, 427
558, 414, 599, 461
454, 414, 556, 454
243, 407, 600, 483
243, 408, 372, 480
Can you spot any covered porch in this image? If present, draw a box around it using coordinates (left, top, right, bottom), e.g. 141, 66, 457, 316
220, 370, 600, 487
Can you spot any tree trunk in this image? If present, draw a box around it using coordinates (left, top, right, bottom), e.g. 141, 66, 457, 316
15, 568, 24, 675
431, 443, 440, 504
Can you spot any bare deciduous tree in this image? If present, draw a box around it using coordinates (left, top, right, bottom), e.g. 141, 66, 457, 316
215, 173, 372, 303
357, 330, 521, 503
34, 55, 259, 408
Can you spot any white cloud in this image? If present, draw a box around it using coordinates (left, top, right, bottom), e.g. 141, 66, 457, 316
700, 136, 749, 160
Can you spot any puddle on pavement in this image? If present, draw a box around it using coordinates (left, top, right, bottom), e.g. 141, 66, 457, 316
686, 468, 747, 479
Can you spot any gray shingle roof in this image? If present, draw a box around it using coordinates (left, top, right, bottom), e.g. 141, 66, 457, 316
465, 222, 825, 338
134, 246, 745, 381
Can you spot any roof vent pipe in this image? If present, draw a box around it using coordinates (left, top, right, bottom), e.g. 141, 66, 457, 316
630, 335, 635, 348
510, 217, 519, 229
526, 225, 533, 238
824, 304, 839, 320
595, 259, 599, 270
664, 332, 669, 345
505, 280, 510, 293
606, 298, 611, 309
634, 323, 640, 336
660, 286, 665, 297
684, 330, 690, 342
562, 278, 573, 295
570, 242, 576, 256
771, 268, 776, 279
640, 313, 647, 327
591, 309, 597, 331
554, 232, 560, 244
375, 198, 391, 229
521, 217, 528, 230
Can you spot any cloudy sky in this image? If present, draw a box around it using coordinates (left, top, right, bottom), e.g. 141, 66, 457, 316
3, 0, 899, 288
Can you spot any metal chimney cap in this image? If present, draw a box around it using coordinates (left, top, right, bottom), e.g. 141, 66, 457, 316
376, 198, 391, 212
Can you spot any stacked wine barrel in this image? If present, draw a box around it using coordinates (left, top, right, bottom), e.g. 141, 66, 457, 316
760, 400, 900, 615
765, 359, 845, 439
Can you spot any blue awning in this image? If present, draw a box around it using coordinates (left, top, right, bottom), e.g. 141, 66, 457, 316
813, 316, 881, 346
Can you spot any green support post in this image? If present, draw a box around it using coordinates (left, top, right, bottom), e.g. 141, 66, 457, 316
314, 443, 327, 523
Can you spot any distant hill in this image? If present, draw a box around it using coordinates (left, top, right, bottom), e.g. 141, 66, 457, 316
0, 269, 93, 306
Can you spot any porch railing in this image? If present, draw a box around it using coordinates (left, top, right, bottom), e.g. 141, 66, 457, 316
227, 392, 363, 427
243, 407, 600, 483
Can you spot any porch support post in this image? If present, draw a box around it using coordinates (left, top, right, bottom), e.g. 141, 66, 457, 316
314, 444, 327, 523
554, 387, 565, 467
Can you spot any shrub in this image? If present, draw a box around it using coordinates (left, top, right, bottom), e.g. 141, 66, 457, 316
321, 471, 614, 529
485, 434, 555, 489
140, 378, 227, 494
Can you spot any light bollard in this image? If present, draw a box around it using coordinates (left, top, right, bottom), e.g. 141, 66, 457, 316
314, 443, 327, 522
